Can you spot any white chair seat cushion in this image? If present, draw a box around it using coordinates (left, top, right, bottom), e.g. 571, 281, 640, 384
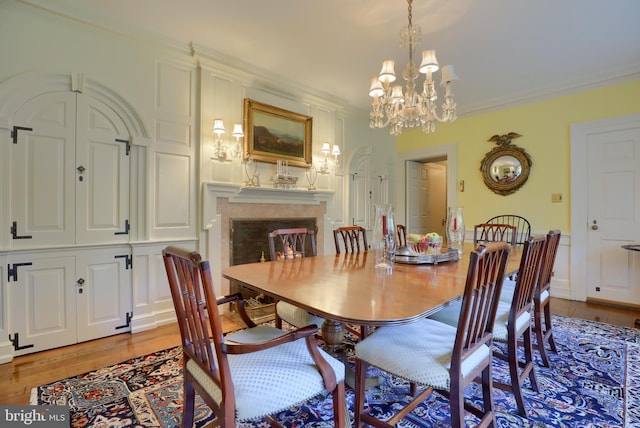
427, 301, 462, 327
355, 318, 490, 391
540, 289, 550, 303
277, 301, 325, 328
492, 301, 531, 341
430, 299, 531, 342
500, 279, 516, 303
224, 325, 287, 344
186, 338, 345, 422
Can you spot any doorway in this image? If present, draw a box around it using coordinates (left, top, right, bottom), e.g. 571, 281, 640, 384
395, 143, 458, 236
406, 160, 448, 236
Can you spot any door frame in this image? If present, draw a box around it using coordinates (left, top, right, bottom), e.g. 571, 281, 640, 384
570, 113, 640, 301
395, 143, 458, 229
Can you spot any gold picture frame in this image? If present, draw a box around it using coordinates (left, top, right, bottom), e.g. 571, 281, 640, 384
243, 98, 312, 167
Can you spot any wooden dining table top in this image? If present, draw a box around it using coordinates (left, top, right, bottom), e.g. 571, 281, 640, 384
222, 243, 522, 327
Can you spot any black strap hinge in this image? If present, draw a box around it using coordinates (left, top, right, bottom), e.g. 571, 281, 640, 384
115, 312, 133, 330
114, 219, 130, 236
115, 138, 130, 156
11, 221, 33, 240
8, 262, 33, 282
9, 333, 34, 351
114, 254, 132, 270
11, 126, 33, 144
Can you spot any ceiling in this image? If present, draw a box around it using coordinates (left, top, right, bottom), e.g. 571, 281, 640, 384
33, 0, 640, 116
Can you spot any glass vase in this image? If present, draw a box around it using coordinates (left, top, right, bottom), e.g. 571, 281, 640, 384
373, 204, 396, 268
446, 206, 465, 255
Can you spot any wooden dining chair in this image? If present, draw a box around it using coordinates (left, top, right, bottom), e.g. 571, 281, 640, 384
474, 223, 518, 247
267, 228, 324, 329
333, 225, 368, 254
533, 229, 562, 367
333, 226, 370, 339
485, 215, 531, 245
429, 236, 545, 417
492, 235, 546, 416
396, 224, 407, 248
162, 246, 346, 427
354, 242, 511, 428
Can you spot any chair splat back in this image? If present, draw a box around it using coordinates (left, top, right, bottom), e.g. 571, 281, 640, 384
485, 215, 531, 245
268, 228, 316, 260
397, 224, 407, 248
534, 229, 562, 366
333, 226, 368, 254
474, 223, 518, 247
163, 246, 232, 418
455, 242, 511, 354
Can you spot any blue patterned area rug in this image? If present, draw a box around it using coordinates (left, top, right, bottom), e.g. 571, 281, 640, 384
31, 315, 640, 427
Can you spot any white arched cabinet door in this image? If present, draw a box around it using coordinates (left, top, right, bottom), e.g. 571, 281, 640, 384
75, 95, 130, 244
350, 152, 370, 229
11, 92, 77, 247
11, 92, 130, 247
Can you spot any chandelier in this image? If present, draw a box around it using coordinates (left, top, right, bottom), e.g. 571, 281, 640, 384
369, 0, 459, 135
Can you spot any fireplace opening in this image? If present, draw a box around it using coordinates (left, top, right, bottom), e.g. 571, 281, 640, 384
229, 217, 317, 322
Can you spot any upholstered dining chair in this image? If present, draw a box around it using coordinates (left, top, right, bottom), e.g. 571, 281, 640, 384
333, 225, 368, 254
396, 224, 407, 248
430, 235, 546, 417
500, 229, 561, 367
333, 226, 370, 339
267, 228, 324, 330
354, 242, 511, 428
162, 246, 346, 427
485, 215, 531, 245
533, 229, 562, 367
474, 223, 518, 247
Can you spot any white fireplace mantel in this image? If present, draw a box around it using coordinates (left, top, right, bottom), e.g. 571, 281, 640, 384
203, 181, 337, 299
203, 181, 334, 230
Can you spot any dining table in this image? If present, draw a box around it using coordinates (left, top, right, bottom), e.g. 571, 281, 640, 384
222, 242, 523, 353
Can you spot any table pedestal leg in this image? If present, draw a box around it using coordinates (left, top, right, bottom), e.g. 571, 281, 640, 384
321, 319, 345, 354
321, 319, 379, 390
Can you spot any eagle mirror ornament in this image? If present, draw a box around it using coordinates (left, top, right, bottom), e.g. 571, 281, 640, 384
480, 132, 532, 196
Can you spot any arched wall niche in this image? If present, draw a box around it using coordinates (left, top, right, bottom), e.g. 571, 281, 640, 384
0, 71, 148, 139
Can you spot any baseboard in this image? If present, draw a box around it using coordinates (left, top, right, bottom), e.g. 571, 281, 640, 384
587, 297, 640, 312
130, 310, 176, 334
0, 340, 14, 364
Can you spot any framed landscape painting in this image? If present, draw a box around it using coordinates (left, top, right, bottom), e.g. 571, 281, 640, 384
243, 98, 312, 167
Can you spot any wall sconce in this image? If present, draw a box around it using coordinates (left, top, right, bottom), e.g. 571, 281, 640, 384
319, 142, 341, 174
212, 119, 243, 161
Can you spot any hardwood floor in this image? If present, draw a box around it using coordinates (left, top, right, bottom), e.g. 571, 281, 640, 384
1, 298, 638, 405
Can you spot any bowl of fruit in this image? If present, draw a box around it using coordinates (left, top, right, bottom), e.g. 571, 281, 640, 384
406, 232, 443, 256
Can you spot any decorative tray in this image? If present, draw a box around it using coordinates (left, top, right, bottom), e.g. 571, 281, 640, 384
393, 247, 460, 265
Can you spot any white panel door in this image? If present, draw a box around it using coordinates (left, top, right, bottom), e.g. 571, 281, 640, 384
76, 248, 132, 343
11, 92, 76, 247
425, 163, 447, 237
10, 255, 76, 356
76, 95, 130, 244
587, 126, 640, 303
406, 161, 429, 235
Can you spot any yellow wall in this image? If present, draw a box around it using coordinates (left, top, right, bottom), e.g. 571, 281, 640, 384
397, 80, 640, 234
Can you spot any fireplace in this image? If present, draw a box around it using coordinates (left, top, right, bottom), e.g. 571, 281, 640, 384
227, 217, 317, 322
203, 183, 335, 309
230, 218, 317, 265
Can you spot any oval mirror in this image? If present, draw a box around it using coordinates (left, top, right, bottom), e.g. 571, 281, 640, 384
480, 133, 532, 196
